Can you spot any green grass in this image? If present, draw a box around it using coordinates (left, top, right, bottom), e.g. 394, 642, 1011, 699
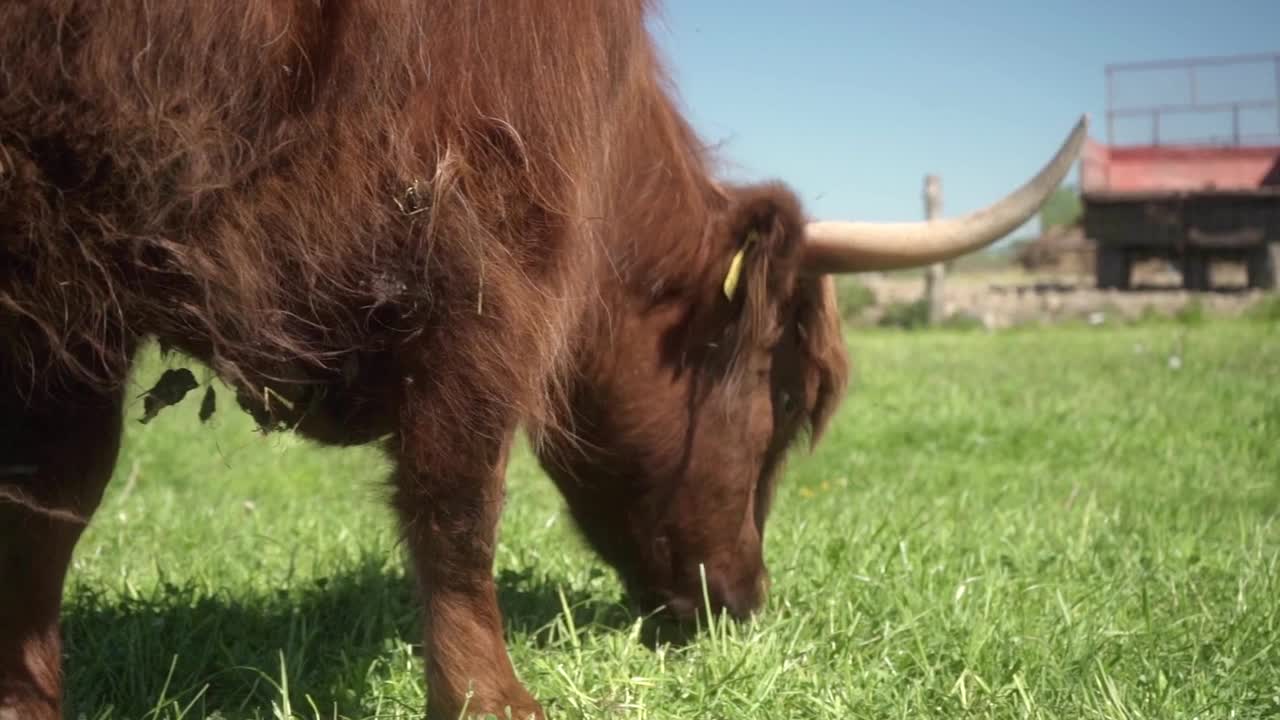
64, 320, 1280, 719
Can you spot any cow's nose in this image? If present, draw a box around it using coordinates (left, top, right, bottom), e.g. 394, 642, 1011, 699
706, 572, 766, 621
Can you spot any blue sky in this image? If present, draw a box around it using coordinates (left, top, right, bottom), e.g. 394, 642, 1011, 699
648, 1, 1280, 238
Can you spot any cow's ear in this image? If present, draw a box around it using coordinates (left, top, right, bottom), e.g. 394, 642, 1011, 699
719, 183, 805, 311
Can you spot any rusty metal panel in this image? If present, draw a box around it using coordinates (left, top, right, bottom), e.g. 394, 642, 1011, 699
1081, 142, 1280, 194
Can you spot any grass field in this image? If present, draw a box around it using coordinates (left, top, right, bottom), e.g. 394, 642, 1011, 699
63, 318, 1280, 719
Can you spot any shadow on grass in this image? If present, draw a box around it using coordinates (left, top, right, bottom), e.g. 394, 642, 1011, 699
61, 560, 642, 718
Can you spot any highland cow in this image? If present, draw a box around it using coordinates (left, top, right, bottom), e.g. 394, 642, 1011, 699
0, 2, 1085, 717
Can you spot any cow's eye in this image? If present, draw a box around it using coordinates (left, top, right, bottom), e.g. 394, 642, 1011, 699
778, 390, 794, 414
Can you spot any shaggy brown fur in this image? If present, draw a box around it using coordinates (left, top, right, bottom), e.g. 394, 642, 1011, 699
1, 2, 849, 718
1, 0, 640, 428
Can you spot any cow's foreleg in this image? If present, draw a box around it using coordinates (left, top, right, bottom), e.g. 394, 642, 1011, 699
393, 385, 541, 720
0, 381, 124, 720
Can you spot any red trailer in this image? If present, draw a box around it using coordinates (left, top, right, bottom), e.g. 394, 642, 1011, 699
1081, 52, 1280, 290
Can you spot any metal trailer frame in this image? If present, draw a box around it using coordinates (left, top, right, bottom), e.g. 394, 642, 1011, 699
1084, 52, 1280, 291
1104, 51, 1280, 148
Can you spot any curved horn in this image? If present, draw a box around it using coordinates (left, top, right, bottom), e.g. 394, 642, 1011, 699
803, 115, 1089, 273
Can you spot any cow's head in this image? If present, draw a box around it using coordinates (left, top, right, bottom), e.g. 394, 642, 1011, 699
538, 117, 1088, 624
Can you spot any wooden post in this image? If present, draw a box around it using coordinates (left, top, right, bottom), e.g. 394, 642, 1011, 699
923, 174, 945, 324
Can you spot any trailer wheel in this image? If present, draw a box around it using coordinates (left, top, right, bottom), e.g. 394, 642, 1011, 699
1246, 245, 1276, 290
1096, 246, 1131, 290
1181, 252, 1211, 292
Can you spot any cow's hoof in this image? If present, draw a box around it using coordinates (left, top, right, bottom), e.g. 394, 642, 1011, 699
454, 700, 544, 720
429, 690, 544, 720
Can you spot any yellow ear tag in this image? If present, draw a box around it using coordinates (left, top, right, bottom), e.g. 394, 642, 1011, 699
722, 231, 758, 300
722, 247, 747, 300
